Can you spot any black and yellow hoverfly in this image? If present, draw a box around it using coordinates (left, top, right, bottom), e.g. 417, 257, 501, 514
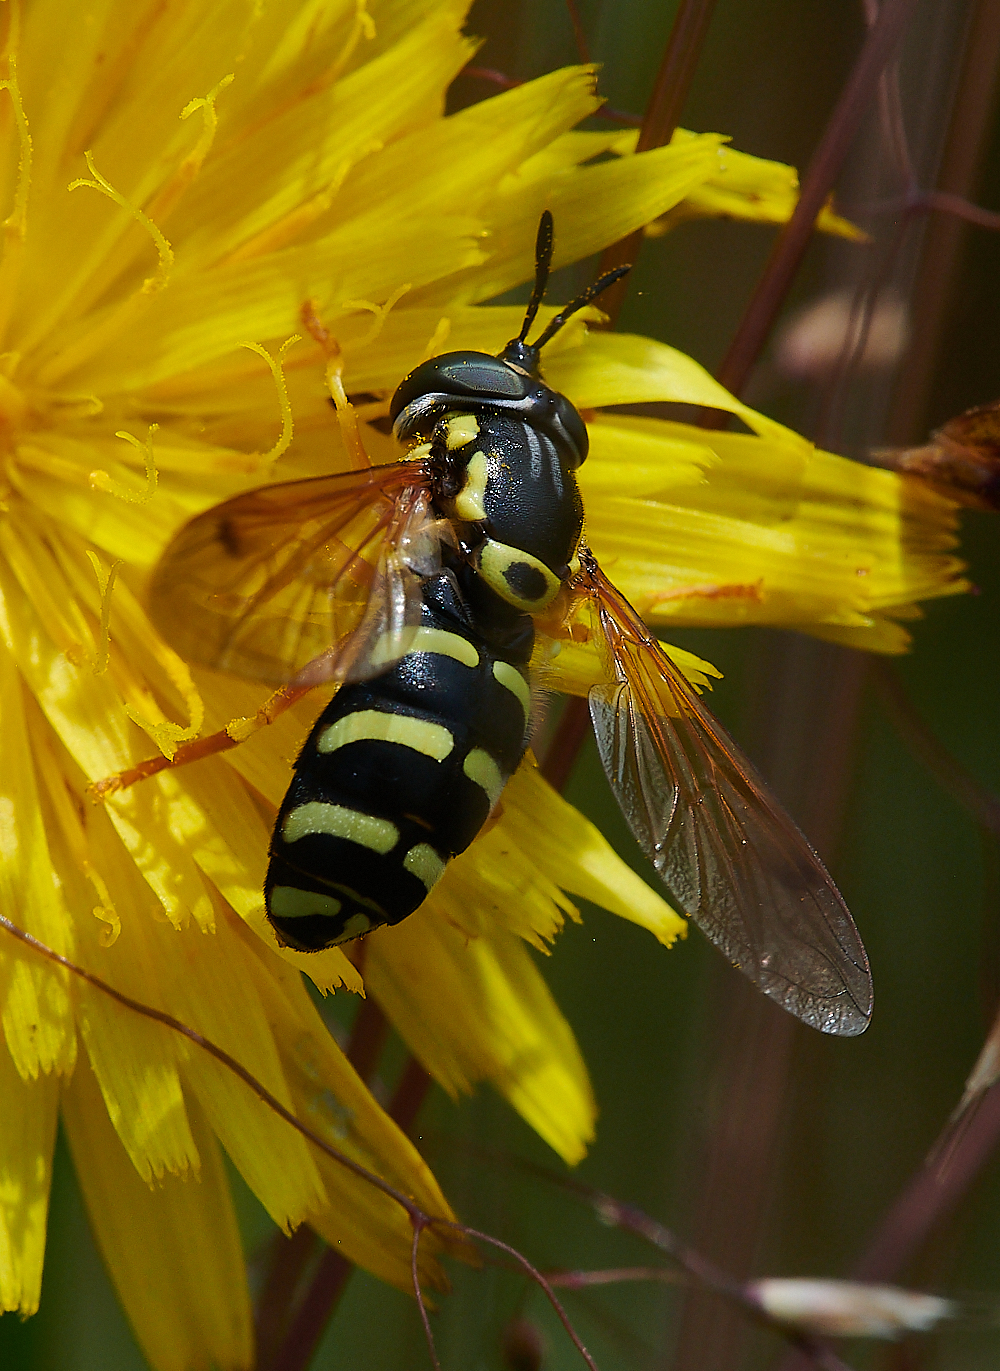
146, 213, 872, 1037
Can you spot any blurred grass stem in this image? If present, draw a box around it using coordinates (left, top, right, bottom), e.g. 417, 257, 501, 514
542, 0, 720, 788
710, 0, 920, 405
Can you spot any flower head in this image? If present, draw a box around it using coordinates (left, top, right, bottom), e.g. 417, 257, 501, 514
0, 2, 966, 1368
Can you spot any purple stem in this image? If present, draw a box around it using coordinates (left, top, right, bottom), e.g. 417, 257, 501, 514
711, 0, 921, 403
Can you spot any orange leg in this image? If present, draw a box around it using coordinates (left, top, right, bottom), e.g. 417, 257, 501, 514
89, 683, 313, 800
300, 299, 371, 472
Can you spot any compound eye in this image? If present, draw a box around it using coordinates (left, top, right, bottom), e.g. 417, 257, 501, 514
389, 351, 526, 422
553, 394, 589, 465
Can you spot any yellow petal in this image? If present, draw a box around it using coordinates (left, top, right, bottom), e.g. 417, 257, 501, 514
0, 1053, 57, 1315
151, 897, 327, 1230
493, 761, 686, 946
59, 803, 200, 1182
56, 215, 487, 394
236, 931, 461, 1291
191, 671, 363, 993
0, 649, 76, 1079
426, 824, 579, 950
658, 129, 864, 240
582, 415, 720, 496
337, 65, 603, 240
520, 127, 863, 241
583, 421, 968, 650
422, 134, 727, 307
63, 1054, 253, 1371
541, 633, 721, 697
545, 330, 805, 450
366, 915, 596, 1164
171, 2, 477, 267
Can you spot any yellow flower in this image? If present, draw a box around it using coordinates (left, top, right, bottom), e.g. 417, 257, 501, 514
0, 2, 966, 1369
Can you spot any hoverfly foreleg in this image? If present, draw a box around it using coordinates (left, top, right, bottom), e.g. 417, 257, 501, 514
301, 299, 371, 473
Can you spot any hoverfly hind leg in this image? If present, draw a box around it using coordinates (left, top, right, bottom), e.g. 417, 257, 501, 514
88, 682, 314, 801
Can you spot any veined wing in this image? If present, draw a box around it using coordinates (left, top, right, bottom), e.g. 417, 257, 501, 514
149, 460, 440, 685
574, 548, 872, 1036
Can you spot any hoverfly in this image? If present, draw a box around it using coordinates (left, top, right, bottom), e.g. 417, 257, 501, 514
148, 213, 872, 1036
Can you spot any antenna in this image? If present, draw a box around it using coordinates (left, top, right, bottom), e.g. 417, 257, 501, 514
531, 262, 631, 350
518, 210, 555, 343
498, 214, 631, 374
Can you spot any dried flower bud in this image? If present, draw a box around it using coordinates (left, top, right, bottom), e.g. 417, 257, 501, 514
871, 400, 1000, 509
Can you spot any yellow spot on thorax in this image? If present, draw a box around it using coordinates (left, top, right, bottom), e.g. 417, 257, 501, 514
477, 538, 561, 611
454, 450, 488, 522
445, 414, 479, 450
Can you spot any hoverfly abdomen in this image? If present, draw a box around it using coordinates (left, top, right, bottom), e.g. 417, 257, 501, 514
265, 567, 533, 952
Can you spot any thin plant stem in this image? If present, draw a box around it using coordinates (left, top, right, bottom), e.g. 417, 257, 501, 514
769, 7, 1000, 1366
595, 0, 721, 325
710, 0, 921, 404
539, 695, 592, 790
565, 0, 590, 63
1, 913, 615, 1371
848, 1082, 1000, 1283
267, 1251, 355, 1371
886, 0, 1000, 442
253, 1227, 320, 1371
254, 995, 390, 1368
872, 662, 1000, 836
462, 1227, 601, 1371
266, 1035, 432, 1370
540, 0, 720, 791
413, 1220, 444, 1371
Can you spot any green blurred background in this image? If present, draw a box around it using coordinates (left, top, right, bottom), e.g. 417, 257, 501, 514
4, 1, 1000, 1367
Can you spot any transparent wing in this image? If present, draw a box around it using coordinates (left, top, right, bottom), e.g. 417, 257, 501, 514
574, 550, 872, 1036
149, 460, 441, 685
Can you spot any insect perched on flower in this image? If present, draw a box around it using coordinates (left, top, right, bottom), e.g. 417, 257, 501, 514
142, 213, 872, 1037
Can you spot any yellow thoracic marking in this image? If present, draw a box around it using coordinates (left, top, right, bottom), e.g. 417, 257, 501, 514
492, 660, 530, 717
317, 709, 454, 761
406, 441, 433, 461
270, 886, 342, 920
403, 843, 447, 892
371, 626, 479, 669
444, 414, 479, 450
282, 802, 399, 853
477, 538, 561, 611
454, 449, 488, 521
463, 748, 505, 809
